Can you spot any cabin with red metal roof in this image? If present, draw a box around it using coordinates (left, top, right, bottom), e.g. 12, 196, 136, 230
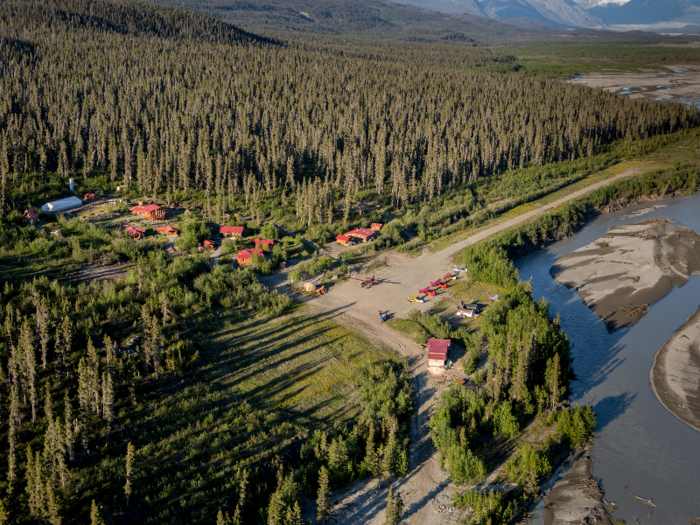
237, 249, 264, 266
130, 204, 167, 221
126, 227, 146, 239
221, 225, 245, 239
371, 223, 383, 231
336, 234, 353, 247
155, 225, 179, 236
344, 229, 377, 243
203, 240, 216, 251
22, 208, 40, 225
427, 338, 451, 368
254, 238, 274, 249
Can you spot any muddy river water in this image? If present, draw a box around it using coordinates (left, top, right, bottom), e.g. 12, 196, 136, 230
515, 193, 700, 524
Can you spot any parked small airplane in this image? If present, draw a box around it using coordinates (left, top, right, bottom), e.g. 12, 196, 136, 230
350, 275, 379, 288
453, 265, 467, 273
430, 279, 448, 289
442, 273, 456, 281
407, 294, 425, 303
418, 286, 436, 297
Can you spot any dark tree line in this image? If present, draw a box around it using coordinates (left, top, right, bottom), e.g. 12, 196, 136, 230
1, 0, 698, 217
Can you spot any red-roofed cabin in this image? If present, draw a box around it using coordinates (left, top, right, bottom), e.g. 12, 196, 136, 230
371, 223, 383, 231
237, 249, 264, 266
427, 338, 451, 368
155, 225, 179, 236
130, 204, 167, 221
203, 240, 216, 251
84, 193, 97, 200
345, 229, 377, 243
336, 234, 353, 247
22, 208, 40, 225
254, 238, 274, 249
221, 225, 245, 239
126, 227, 146, 239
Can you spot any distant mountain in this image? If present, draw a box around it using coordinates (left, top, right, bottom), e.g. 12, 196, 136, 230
590, 0, 700, 25
141, 0, 556, 40
394, 0, 603, 26
573, 0, 630, 8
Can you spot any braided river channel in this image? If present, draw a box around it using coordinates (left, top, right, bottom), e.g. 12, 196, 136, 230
515, 192, 700, 524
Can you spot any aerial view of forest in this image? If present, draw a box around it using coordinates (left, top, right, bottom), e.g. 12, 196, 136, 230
1, 0, 700, 524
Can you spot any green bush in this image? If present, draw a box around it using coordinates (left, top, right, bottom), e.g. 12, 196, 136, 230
504, 444, 552, 494
260, 223, 281, 240
556, 405, 596, 446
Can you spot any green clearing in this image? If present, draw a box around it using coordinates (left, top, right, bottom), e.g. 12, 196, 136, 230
72, 306, 402, 523
486, 44, 700, 78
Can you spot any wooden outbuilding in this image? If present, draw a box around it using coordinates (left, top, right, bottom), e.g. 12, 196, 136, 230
336, 234, 354, 247
156, 225, 180, 236
237, 249, 264, 266
254, 238, 275, 249
427, 338, 451, 368
203, 240, 216, 251
130, 204, 167, 221
126, 227, 146, 239
344, 229, 377, 243
221, 226, 245, 239
22, 208, 40, 225
371, 223, 383, 231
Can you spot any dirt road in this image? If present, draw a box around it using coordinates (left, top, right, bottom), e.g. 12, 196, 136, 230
309, 163, 653, 524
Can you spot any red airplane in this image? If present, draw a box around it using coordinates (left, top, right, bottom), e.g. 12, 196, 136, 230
442, 273, 456, 281
431, 279, 448, 289
418, 286, 436, 297
350, 275, 379, 288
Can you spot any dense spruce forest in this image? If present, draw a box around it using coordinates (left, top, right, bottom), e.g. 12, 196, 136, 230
1, 0, 699, 222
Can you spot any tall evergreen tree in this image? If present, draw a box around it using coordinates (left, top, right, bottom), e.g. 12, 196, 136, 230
90, 500, 105, 525
125, 442, 135, 508
316, 466, 331, 524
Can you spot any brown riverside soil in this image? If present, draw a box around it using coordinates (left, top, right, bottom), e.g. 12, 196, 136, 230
543, 448, 613, 525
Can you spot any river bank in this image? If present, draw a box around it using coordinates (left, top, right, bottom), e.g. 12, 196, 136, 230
542, 447, 612, 525
516, 191, 700, 525
650, 306, 700, 433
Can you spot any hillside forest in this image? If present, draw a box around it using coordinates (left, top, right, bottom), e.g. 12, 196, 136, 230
2, 0, 699, 222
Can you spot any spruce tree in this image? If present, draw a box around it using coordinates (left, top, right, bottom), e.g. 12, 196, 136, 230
90, 500, 105, 525
316, 466, 331, 523
267, 491, 283, 525
384, 486, 395, 525
216, 509, 230, 525
125, 442, 135, 507
364, 422, 379, 477
286, 501, 302, 525
384, 486, 403, 525
0, 498, 8, 525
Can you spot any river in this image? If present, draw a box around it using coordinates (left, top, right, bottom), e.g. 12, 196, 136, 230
515, 193, 700, 524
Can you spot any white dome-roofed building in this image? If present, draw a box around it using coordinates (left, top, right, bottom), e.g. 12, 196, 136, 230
41, 196, 83, 213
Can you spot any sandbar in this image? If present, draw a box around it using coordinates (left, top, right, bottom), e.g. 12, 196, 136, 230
650, 307, 700, 433
551, 219, 700, 333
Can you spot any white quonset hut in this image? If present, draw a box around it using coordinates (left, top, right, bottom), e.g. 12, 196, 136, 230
41, 196, 83, 213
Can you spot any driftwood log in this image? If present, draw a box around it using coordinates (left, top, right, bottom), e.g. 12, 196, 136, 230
625, 486, 657, 517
